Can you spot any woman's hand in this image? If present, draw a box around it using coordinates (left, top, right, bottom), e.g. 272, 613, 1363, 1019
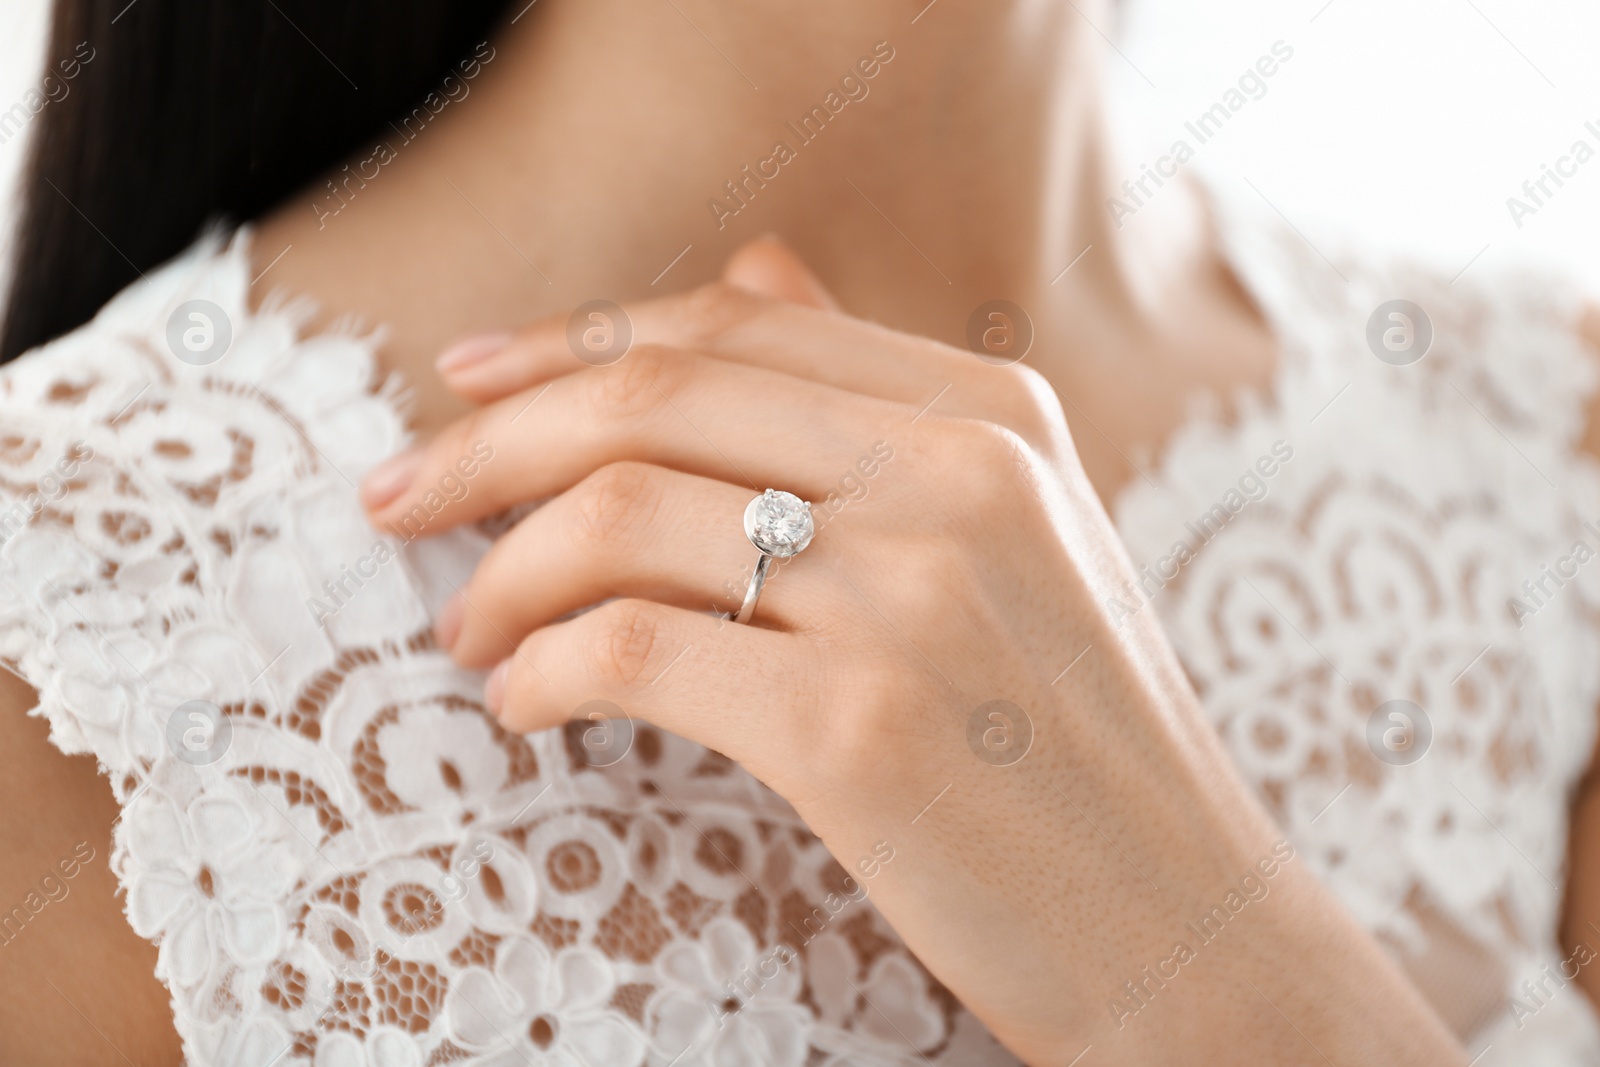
360, 239, 1464, 1065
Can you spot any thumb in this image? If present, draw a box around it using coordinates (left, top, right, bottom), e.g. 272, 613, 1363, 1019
721, 235, 839, 311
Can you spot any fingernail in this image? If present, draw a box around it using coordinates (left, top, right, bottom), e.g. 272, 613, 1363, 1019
361, 447, 421, 510
485, 660, 509, 716
435, 592, 466, 652
436, 333, 513, 375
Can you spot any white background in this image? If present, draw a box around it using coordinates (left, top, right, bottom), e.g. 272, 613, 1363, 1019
1107, 0, 1600, 291
0, 0, 1595, 296
0, 0, 48, 293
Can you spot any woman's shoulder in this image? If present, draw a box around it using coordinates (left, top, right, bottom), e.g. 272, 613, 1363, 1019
0, 663, 182, 1062
1124, 178, 1600, 543
1580, 306, 1600, 461
1105, 186, 1600, 1024
0, 230, 420, 1064
0, 227, 407, 484
1200, 175, 1600, 447
0, 238, 251, 1051
0, 229, 410, 758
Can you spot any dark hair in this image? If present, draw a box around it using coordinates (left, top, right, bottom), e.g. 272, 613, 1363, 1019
0, 0, 515, 363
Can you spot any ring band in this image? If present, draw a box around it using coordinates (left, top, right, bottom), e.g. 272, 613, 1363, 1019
734, 489, 814, 625
734, 555, 774, 625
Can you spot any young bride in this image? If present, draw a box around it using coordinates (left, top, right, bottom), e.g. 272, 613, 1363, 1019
1, 1, 1596, 1064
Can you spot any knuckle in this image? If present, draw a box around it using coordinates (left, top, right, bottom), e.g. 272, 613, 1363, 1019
933, 418, 1027, 477
582, 599, 669, 688
951, 360, 1071, 453
915, 419, 1043, 521
968, 420, 1036, 481
673, 281, 763, 340
993, 363, 1063, 436
445, 409, 496, 475
593, 344, 692, 418
570, 463, 664, 551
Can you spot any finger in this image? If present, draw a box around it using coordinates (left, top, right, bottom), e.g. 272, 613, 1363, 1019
721, 235, 839, 311
486, 597, 815, 774
362, 347, 904, 534
439, 463, 822, 668
435, 277, 991, 413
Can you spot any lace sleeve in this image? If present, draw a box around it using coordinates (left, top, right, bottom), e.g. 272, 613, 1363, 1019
0, 228, 406, 772
1115, 176, 1600, 1060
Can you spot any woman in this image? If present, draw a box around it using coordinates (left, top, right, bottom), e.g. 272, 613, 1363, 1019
1, 0, 1597, 1064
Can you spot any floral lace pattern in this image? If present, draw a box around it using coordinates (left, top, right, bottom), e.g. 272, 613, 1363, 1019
3, 194, 1599, 1064
1115, 183, 1600, 1063
0, 233, 999, 1067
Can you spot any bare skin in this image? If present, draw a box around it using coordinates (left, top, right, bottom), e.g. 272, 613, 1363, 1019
245, 0, 1278, 497
0, 668, 181, 1066
3, 0, 1600, 1061
350, 241, 1460, 1063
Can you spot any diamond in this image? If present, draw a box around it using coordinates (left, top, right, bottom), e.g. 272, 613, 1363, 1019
744, 489, 814, 558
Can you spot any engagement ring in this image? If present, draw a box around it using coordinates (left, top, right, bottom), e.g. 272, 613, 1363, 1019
735, 489, 814, 624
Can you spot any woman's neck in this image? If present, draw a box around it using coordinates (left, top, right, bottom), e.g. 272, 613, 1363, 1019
252, 0, 1266, 501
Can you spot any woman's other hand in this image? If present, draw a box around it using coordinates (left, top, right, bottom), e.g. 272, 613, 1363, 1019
359, 239, 1464, 1066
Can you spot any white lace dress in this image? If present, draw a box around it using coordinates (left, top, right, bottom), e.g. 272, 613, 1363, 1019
2, 190, 1598, 1066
